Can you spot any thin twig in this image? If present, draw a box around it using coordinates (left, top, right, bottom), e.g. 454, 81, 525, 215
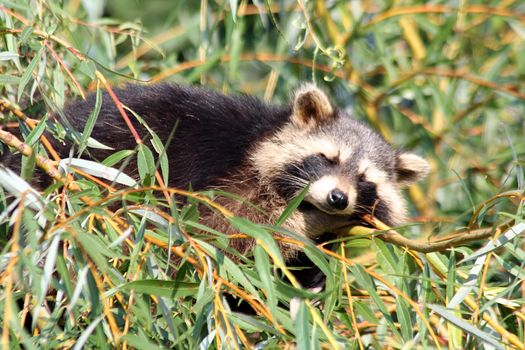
364, 4, 525, 28
0, 127, 62, 180
0, 98, 60, 161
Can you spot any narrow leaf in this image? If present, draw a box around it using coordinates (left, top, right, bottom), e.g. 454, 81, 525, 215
78, 85, 102, 156
294, 300, 312, 350
24, 113, 48, 146
58, 158, 137, 187
460, 223, 525, 263
428, 304, 504, 350
117, 280, 199, 298
17, 47, 42, 101
275, 184, 309, 226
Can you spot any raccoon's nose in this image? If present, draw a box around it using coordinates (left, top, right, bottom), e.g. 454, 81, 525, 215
327, 189, 348, 210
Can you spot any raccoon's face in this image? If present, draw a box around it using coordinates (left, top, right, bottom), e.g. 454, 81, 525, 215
252, 84, 429, 235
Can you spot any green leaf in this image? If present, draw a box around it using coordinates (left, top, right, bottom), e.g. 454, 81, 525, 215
426, 252, 448, 275
39, 233, 61, 304
460, 223, 525, 263
78, 85, 102, 156
24, 113, 48, 146
19, 26, 33, 44
0, 165, 44, 212
149, 133, 169, 185
75, 231, 125, 268
119, 334, 165, 350
56, 253, 74, 299
58, 158, 137, 187
4, 13, 21, 70
194, 239, 260, 298
229, 0, 238, 21
72, 316, 104, 350
17, 47, 42, 101
396, 297, 412, 340
446, 252, 456, 302
0, 74, 20, 85
137, 143, 155, 185
20, 145, 36, 182
353, 301, 379, 324
428, 304, 504, 350
350, 264, 402, 341
230, 313, 282, 335
52, 64, 65, 108
124, 106, 170, 183
372, 237, 399, 276
496, 252, 525, 279
294, 300, 312, 350
229, 216, 284, 266
254, 244, 277, 315
0, 51, 19, 61
117, 280, 199, 298
102, 149, 135, 167
445, 250, 463, 350
275, 184, 309, 226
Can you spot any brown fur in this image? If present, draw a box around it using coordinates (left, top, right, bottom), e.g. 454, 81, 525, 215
199, 169, 293, 259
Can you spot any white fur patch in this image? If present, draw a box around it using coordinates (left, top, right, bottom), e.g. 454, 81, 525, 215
358, 158, 406, 224
339, 146, 352, 162
376, 182, 406, 224
396, 153, 430, 185
306, 175, 339, 205
305, 175, 357, 214
358, 159, 388, 184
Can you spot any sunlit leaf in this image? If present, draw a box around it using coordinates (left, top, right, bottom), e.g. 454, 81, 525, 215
428, 304, 504, 350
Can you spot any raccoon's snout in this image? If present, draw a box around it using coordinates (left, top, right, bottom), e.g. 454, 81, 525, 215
327, 189, 348, 210
305, 175, 356, 214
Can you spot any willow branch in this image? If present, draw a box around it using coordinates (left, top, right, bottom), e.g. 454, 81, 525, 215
0, 28, 85, 60
340, 215, 510, 253
0, 127, 62, 180
0, 98, 61, 161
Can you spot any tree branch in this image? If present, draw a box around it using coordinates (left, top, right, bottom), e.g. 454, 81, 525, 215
340, 215, 511, 253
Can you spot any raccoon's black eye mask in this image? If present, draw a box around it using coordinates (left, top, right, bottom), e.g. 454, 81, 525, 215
354, 180, 393, 226
273, 154, 335, 201
318, 152, 339, 165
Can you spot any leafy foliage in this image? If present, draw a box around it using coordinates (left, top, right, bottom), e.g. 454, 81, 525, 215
1, 1, 524, 349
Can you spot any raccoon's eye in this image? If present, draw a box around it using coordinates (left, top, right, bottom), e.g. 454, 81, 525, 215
318, 153, 338, 165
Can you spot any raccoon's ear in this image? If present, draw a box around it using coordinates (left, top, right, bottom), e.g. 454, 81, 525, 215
395, 152, 430, 186
292, 84, 334, 127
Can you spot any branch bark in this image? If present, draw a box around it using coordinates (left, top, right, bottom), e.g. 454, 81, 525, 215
339, 214, 512, 253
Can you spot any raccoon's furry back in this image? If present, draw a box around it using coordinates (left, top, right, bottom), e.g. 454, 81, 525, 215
63, 84, 292, 189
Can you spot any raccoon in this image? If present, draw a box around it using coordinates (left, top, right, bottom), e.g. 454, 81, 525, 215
2, 83, 428, 287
